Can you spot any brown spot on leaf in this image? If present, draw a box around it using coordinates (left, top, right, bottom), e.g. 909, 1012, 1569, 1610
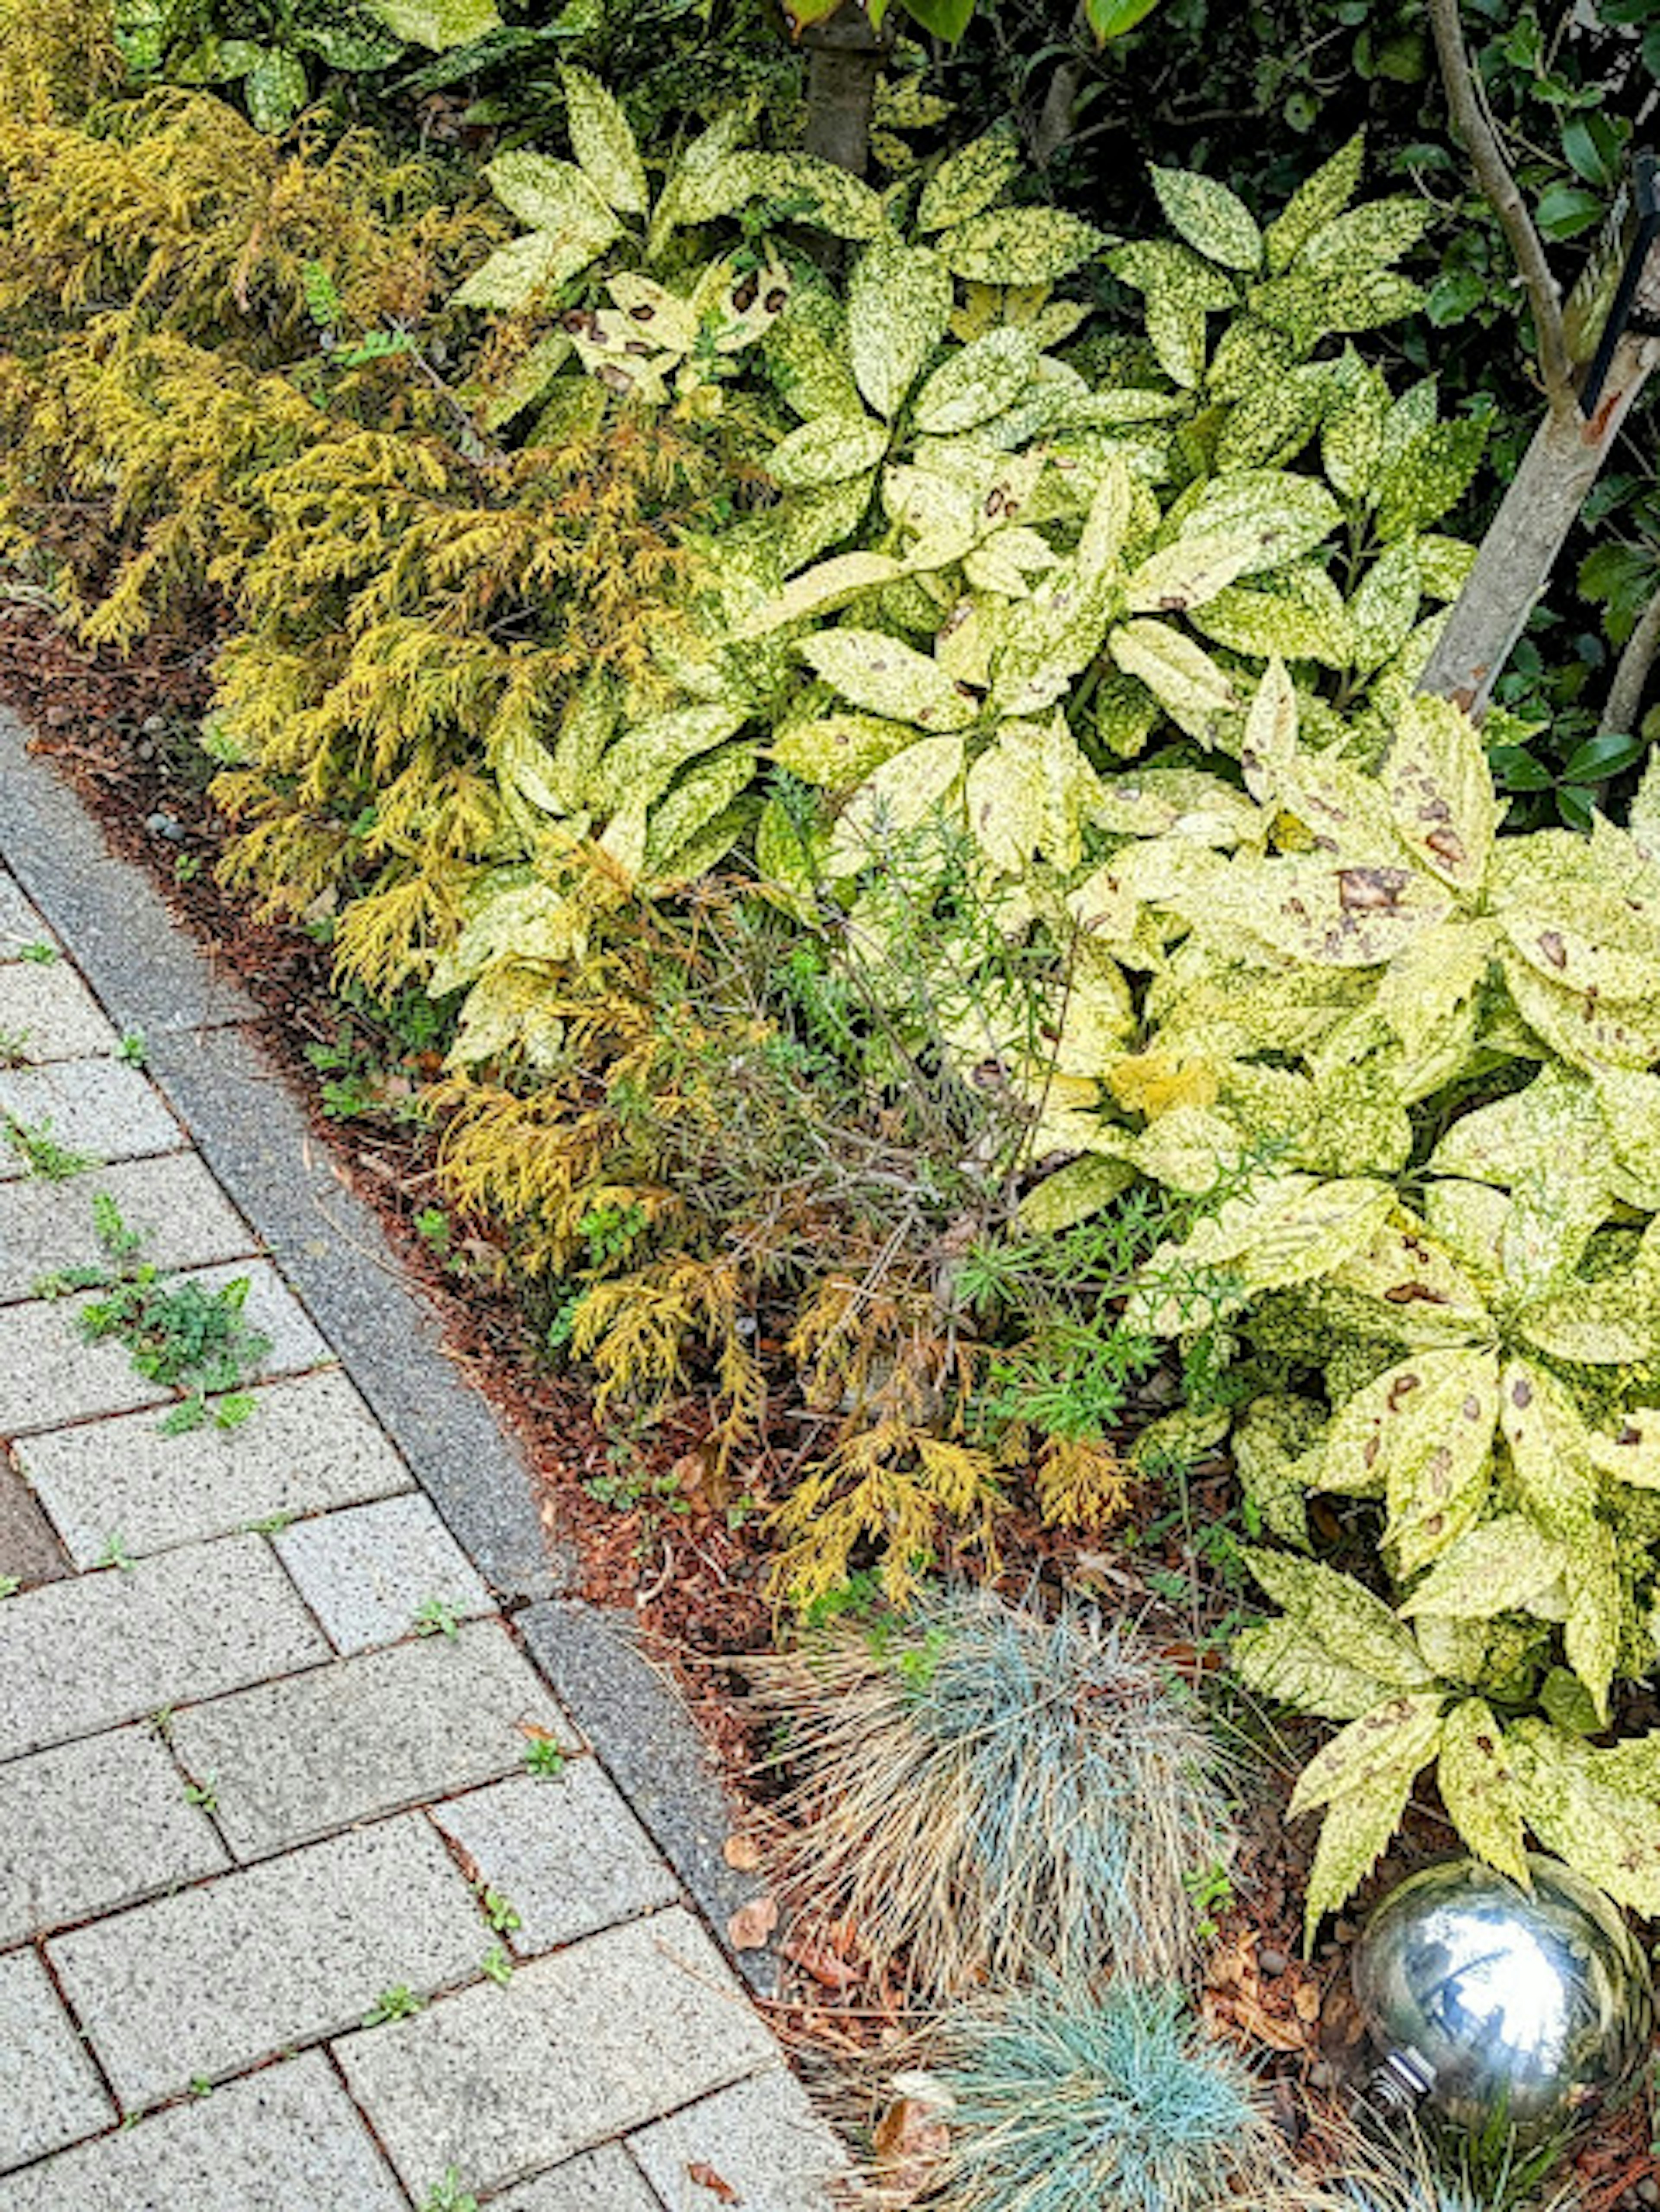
1539, 930, 1567, 970
1511, 1378, 1532, 1408
1339, 867, 1410, 913
1462, 1395, 1483, 1421
1387, 1371, 1422, 1409
1385, 1283, 1446, 1305
1426, 827, 1467, 868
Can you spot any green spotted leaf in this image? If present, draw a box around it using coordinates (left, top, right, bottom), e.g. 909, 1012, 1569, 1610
1288, 1690, 1447, 1818
745, 153, 884, 240
1348, 542, 1421, 674
1565, 1519, 1622, 1722
1315, 1349, 1498, 1577
1264, 132, 1365, 275
965, 713, 1098, 876
916, 131, 1024, 233
1018, 1153, 1136, 1234
828, 733, 966, 874
1400, 1514, 1567, 1621
1192, 566, 1351, 666
1383, 694, 1500, 895
1302, 1711, 1441, 1944
1232, 1394, 1323, 1547
559, 64, 648, 213
1508, 1721, 1660, 1916
937, 206, 1107, 286
1244, 1548, 1434, 1689
913, 327, 1040, 435
1498, 1359, 1599, 1544
1124, 533, 1268, 616
1233, 1617, 1391, 1721
772, 711, 919, 789
454, 227, 612, 310
1298, 197, 1436, 277
1175, 471, 1342, 566
767, 415, 889, 491
1438, 1698, 1529, 1883
1320, 355, 1390, 500
1149, 164, 1264, 272
1108, 620, 1239, 741
365, 0, 499, 47
1375, 419, 1488, 542
1213, 367, 1328, 471
849, 239, 952, 420
242, 47, 309, 131
801, 631, 977, 732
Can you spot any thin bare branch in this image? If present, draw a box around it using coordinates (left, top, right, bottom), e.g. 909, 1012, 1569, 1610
1426, 0, 1574, 409
1599, 573, 1660, 737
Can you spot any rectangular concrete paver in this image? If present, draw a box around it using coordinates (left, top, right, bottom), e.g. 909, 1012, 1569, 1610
0, 875, 53, 962
0, 1533, 327, 1761
0, 1058, 180, 1181
0, 1294, 170, 1433
0, 1724, 228, 1946
0, 1152, 258, 1305
335, 1906, 778, 2202
432, 1765, 678, 1957
0, 965, 117, 1064
273, 1492, 495, 1653
0, 1947, 114, 2174
629, 2067, 849, 2212
0, 2048, 405, 2211
48, 1814, 486, 2109
494, 2145, 664, 2211
168, 1619, 569, 1858
0, 1263, 330, 1438
17, 1370, 413, 1566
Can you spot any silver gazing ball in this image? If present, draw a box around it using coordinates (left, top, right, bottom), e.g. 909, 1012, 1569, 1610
1351, 1856, 1654, 2145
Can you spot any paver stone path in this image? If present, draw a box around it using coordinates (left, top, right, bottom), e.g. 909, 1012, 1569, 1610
0, 833, 842, 2208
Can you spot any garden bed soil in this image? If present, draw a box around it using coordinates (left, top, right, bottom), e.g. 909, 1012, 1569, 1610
3, 600, 1656, 2208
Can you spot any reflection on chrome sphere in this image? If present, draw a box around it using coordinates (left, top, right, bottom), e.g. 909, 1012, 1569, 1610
1352, 1856, 1654, 2144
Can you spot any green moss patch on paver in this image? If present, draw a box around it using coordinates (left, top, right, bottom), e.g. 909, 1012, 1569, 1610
47, 1814, 485, 2110
0, 965, 116, 1065
432, 1767, 677, 1958
166, 1620, 570, 1858
0, 1059, 181, 1183
491, 2145, 662, 2211
629, 2065, 850, 2212
271, 1492, 494, 1655
0, 1532, 327, 1761
17, 1371, 412, 1565
0, 1947, 115, 2174
0, 1154, 257, 1308
0, 2049, 406, 2210
0, 1724, 229, 1946
334, 1906, 778, 2202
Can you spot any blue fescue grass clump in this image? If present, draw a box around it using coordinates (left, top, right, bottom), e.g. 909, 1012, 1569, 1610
752, 1590, 1234, 1995
936, 1981, 1275, 2212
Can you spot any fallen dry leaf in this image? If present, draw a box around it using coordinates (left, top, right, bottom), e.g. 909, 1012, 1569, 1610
727, 1895, 779, 1951
1293, 1979, 1321, 2024
723, 1835, 763, 1874
687, 2161, 740, 2204
779, 1935, 861, 1991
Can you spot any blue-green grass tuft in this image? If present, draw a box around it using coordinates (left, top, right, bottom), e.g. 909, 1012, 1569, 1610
935, 1980, 1277, 2212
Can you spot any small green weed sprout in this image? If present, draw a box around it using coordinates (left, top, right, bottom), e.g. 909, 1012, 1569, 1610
522, 1737, 566, 1781
118, 1029, 148, 1066
749, 1590, 1234, 1998
18, 941, 57, 963
3, 1114, 93, 1181
0, 1574, 20, 1600
413, 1596, 461, 1640
421, 2174, 479, 2212
363, 1985, 424, 2026
44, 1197, 271, 1432
0, 1026, 31, 1066
478, 1888, 520, 1934
934, 1981, 1279, 2212
480, 1943, 514, 1986
183, 1775, 218, 1812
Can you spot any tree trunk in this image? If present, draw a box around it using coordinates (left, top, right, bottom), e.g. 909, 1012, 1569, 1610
1417, 335, 1660, 718
1599, 574, 1660, 738
801, 4, 892, 178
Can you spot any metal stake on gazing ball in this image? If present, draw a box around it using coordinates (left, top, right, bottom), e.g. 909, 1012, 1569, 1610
1349, 1856, 1655, 2147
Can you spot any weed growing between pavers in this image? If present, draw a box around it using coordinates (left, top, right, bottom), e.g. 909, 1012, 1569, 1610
3, 1113, 93, 1181
35, 1193, 269, 1431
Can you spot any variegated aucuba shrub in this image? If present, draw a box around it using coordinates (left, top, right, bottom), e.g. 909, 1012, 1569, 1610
1020, 662, 1660, 1944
